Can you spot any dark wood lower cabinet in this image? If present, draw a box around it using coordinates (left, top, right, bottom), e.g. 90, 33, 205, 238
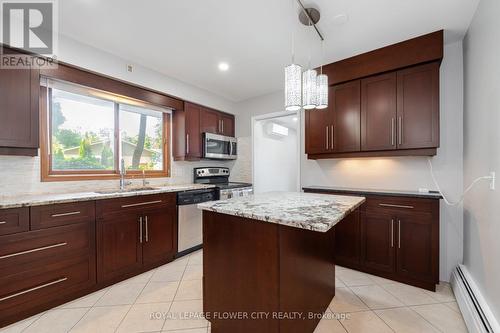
0, 193, 178, 328
361, 211, 396, 274
335, 209, 361, 267
97, 211, 143, 282
142, 206, 177, 268
303, 188, 440, 291
396, 211, 438, 285
96, 193, 177, 284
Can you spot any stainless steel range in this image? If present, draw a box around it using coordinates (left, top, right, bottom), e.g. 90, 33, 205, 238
193, 167, 253, 200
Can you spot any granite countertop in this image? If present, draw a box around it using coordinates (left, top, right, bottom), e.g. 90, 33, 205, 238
197, 191, 365, 233
0, 184, 216, 209
302, 185, 443, 199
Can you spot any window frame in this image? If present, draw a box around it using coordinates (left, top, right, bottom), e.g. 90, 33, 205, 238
39, 85, 171, 182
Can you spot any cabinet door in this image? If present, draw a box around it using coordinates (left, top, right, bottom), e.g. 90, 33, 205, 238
361, 211, 395, 273
220, 113, 235, 137
185, 102, 202, 158
142, 207, 177, 266
361, 73, 397, 151
332, 81, 361, 153
397, 62, 440, 149
335, 209, 361, 267
305, 108, 332, 154
200, 107, 220, 135
396, 212, 438, 283
97, 213, 143, 282
0, 48, 39, 151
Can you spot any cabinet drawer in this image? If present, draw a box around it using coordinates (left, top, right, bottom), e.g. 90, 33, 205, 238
364, 195, 435, 214
96, 193, 176, 218
0, 223, 92, 272
0, 208, 29, 236
31, 201, 95, 230
0, 256, 95, 313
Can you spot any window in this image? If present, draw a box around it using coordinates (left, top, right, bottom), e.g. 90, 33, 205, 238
40, 79, 170, 181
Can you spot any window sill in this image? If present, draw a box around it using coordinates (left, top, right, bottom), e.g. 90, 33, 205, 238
41, 171, 170, 182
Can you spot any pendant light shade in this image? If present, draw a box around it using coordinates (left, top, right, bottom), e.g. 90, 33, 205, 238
302, 69, 317, 109
316, 74, 328, 109
284, 63, 302, 111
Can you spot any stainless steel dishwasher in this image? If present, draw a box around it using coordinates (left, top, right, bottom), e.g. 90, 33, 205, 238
177, 188, 217, 256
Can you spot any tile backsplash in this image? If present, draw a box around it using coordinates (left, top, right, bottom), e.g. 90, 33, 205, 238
0, 137, 251, 196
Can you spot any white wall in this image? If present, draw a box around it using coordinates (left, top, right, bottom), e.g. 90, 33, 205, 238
234, 41, 464, 282
0, 35, 238, 196
463, 0, 500, 321
253, 117, 298, 193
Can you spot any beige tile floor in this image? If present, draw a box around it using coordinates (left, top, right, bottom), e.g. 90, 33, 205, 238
1, 250, 468, 333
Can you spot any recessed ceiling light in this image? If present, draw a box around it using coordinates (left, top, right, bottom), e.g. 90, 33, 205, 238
332, 13, 349, 26
218, 62, 229, 71
292, 117, 298, 122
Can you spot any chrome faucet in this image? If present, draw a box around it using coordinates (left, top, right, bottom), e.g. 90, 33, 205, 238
142, 170, 150, 188
120, 159, 132, 190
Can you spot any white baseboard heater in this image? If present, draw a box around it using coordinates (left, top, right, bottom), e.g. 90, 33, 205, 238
451, 265, 500, 333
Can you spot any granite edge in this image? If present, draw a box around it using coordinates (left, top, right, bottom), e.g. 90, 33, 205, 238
302, 186, 443, 199
199, 196, 366, 233
0, 184, 216, 209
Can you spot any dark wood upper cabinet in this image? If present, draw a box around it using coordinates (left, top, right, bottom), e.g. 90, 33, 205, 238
361, 72, 397, 152
305, 108, 331, 155
200, 107, 235, 137
185, 102, 202, 159
200, 108, 220, 135
397, 62, 440, 149
0, 47, 39, 156
220, 113, 235, 137
332, 81, 361, 153
173, 102, 235, 161
306, 31, 442, 160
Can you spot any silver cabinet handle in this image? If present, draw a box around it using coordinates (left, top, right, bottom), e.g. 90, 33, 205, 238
331, 125, 334, 150
121, 200, 162, 208
391, 118, 395, 146
379, 203, 414, 209
186, 134, 190, 155
0, 221, 6, 225
391, 219, 394, 248
51, 211, 81, 218
221, 120, 224, 134
325, 126, 329, 150
398, 220, 401, 248
145, 216, 149, 242
0, 278, 67, 302
398, 116, 403, 145
0, 242, 67, 260
139, 216, 143, 243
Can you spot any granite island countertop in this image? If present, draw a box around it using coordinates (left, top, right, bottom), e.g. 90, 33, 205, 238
0, 184, 216, 209
197, 191, 365, 232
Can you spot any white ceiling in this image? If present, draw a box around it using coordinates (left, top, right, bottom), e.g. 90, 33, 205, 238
59, 0, 479, 102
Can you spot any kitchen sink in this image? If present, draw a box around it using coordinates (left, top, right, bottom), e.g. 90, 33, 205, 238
94, 187, 160, 194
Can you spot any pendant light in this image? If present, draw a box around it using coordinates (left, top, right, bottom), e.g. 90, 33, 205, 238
285, 63, 302, 111
284, 0, 328, 111
316, 41, 328, 109
285, 0, 302, 111
302, 68, 317, 109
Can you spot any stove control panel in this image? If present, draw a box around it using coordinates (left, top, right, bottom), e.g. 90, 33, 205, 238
194, 167, 229, 179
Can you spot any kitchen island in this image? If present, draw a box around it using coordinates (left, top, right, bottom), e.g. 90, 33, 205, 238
198, 192, 365, 333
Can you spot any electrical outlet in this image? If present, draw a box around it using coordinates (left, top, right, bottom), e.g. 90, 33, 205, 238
490, 172, 496, 190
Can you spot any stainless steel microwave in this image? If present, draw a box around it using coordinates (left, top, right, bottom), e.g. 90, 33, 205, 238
203, 133, 237, 160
